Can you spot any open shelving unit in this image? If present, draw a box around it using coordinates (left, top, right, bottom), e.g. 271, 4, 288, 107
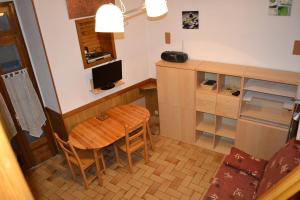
195, 72, 241, 154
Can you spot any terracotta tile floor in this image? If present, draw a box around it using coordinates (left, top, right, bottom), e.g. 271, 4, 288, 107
27, 135, 224, 200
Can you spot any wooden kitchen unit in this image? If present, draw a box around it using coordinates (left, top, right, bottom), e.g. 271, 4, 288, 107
156, 60, 300, 159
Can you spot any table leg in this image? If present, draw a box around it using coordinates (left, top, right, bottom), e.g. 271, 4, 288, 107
113, 144, 121, 166
146, 121, 155, 151
93, 149, 103, 186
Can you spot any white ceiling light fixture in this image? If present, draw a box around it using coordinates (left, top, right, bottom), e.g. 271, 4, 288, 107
145, 0, 168, 17
95, 0, 168, 33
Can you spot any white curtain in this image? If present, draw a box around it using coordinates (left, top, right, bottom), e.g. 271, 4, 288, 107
2, 69, 46, 137
0, 93, 17, 140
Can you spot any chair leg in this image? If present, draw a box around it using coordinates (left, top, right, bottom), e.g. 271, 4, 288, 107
79, 167, 89, 189
66, 158, 76, 180
127, 152, 133, 173
93, 150, 103, 186
144, 139, 149, 163
146, 121, 155, 151
113, 144, 121, 166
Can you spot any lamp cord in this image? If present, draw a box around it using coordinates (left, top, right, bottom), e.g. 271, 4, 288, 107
119, 0, 126, 13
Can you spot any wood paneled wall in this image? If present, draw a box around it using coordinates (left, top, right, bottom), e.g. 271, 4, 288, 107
62, 79, 157, 133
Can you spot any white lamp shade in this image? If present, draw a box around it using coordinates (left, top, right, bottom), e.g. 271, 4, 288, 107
145, 0, 168, 17
95, 3, 124, 33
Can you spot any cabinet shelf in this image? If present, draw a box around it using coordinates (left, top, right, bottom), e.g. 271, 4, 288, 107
216, 116, 236, 139
195, 132, 214, 150
214, 136, 234, 155
196, 112, 215, 134
241, 100, 292, 126
216, 124, 236, 139
244, 79, 297, 98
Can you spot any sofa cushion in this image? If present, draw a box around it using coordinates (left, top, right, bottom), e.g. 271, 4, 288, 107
203, 165, 259, 200
256, 139, 300, 197
224, 147, 268, 180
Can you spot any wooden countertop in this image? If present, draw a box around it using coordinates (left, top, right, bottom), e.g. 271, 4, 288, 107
156, 60, 300, 85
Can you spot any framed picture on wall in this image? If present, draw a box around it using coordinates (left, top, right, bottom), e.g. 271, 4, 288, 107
66, 0, 113, 19
269, 0, 293, 16
182, 11, 199, 29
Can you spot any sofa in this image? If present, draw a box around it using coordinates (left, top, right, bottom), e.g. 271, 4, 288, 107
203, 139, 300, 200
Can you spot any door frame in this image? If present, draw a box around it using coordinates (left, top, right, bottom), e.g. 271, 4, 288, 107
0, 1, 57, 170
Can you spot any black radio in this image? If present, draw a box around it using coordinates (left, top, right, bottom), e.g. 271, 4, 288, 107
161, 51, 188, 63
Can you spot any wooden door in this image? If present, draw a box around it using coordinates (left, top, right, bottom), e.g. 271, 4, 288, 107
156, 66, 196, 143
0, 2, 56, 170
236, 119, 288, 160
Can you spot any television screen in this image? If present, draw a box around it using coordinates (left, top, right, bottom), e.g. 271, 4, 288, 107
92, 60, 122, 90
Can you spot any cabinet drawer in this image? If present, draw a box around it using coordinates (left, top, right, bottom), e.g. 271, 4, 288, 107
196, 92, 216, 114
216, 95, 240, 119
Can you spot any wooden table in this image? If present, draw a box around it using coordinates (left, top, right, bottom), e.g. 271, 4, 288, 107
69, 104, 154, 173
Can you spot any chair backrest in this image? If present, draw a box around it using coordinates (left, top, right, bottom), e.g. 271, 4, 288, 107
53, 132, 82, 166
124, 121, 147, 151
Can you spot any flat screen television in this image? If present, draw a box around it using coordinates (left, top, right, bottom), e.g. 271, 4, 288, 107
92, 60, 122, 90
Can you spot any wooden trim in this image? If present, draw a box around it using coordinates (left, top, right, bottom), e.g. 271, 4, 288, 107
45, 107, 68, 140
156, 60, 300, 85
258, 165, 300, 200
63, 78, 156, 118
30, 0, 62, 114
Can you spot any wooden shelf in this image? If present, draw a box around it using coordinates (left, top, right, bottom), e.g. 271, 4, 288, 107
241, 101, 292, 126
90, 80, 125, 94
195, 132, 214, 149
196, 112, 215, 134
216, 124, 236, 139
196, 120, 215, 134
197, 86, 217, 93
214, 136, 234, 155
244, 79, 297, 98
218, 91, 240, 98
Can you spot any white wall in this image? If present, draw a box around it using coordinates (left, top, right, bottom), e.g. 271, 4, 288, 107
32, 0, 149, 114
14, 0, 61, 113
147, 0, 300, 77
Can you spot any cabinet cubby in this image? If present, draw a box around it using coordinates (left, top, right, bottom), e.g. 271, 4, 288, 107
195, 131, 214, 150
216, 116, 236, 139
196, 112, 215, 134
217, 75, 242, 97
197, 72, 217, 92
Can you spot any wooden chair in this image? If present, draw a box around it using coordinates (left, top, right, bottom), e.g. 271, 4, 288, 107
53, 133, 104, 189
114, 121, 148, 173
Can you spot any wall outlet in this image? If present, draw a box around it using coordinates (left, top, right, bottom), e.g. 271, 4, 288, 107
154, 110, 159, 116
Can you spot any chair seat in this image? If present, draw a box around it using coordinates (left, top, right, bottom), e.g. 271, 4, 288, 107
69, 149, 95, 169
119, 138, 144, 153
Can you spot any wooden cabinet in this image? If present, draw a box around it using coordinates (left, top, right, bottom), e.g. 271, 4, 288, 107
236, 119, 288, 160
157, 66, 196, 143
156, 60, 300, 157
216, 95, 240, 119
